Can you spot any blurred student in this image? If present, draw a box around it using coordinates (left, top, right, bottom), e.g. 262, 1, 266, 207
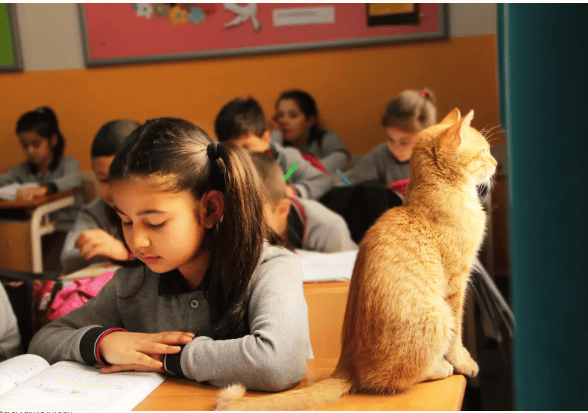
0, 283, 21, 361
215, 97, 332, 200
0, 107, 82, 270
60, 120, 140, 274
250, 151, 356, 253
0, 107, 82, 225
271, 89, 350, 174
336, 89, 437, 191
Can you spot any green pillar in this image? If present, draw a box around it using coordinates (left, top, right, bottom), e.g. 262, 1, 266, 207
498, 4, 588, 410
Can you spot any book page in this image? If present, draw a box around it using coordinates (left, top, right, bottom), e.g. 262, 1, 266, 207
0, 361, 165, 411
296, 249, 358, 282
0, 354, 50, 396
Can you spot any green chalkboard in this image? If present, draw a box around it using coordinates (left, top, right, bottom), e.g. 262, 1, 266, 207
0, 3, 22, 71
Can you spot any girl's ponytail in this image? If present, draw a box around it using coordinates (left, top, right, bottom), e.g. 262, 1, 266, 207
206, 141, 284, 339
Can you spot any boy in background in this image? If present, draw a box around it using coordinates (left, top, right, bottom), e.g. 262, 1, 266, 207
215, 97, 333, 200
60, 120, 140, 274
250, 151, 356, 253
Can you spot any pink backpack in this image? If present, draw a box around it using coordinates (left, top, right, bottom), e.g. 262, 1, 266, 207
46, 270, 115, 321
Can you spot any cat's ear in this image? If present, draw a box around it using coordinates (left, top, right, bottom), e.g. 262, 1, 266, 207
441, 110, 474, 151
439, 108, 461, 125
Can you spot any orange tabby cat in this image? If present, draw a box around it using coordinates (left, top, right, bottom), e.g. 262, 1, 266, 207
216, 108, 497, 411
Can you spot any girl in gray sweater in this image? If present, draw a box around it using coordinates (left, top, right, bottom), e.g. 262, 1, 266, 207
0, 107, 82, 229
335, 88, 437, 188
29, 118, 313, 392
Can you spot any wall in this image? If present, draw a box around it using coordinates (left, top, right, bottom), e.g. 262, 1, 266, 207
1, 3, 498, 173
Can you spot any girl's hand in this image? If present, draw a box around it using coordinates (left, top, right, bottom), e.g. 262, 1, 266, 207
99, 331, 194, 369
99, 354, 165, 374
16, 186, 48, 201
75, 229, 130, 261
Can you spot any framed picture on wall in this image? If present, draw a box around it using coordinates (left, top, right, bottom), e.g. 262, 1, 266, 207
0, 3, 23, 72
79, 3, 448, 67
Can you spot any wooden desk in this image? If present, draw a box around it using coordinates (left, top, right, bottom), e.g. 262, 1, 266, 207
0, 190, 77, 213
134, 358, 467, 411
0, 190, 77, 272
303, 281, 349, 360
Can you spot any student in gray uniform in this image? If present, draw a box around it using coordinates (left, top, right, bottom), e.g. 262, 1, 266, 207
250, 152, 357, 253
0, 283, 21, 361
0, 107, 82, 230
335, 88, 437, 188
214, 97, 332, 200
60, 120, 141, 274
29, 118, 312, 392
271, 89, 350, 174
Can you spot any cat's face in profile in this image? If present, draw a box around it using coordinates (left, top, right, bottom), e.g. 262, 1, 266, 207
413, 109, 497, 188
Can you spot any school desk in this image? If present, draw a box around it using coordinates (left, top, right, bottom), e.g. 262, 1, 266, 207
0, 190, 77, 272
133, 358, 467, 411
303, 281, 349, 360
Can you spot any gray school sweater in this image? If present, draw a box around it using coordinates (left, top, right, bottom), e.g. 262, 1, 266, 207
0, 156, 83, 229
271, 142, 333, 200
335, 143, 410, 187
60, 198, 122, 274
29, 243, 313, 392
288, 197, 357, 253
271, 129, 350, 174
0, 283, 22, 361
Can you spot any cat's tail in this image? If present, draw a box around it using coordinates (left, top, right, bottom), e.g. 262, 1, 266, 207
215, 375, 352, 411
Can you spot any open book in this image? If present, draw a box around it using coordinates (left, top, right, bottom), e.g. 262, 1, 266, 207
0, 182, 39, 201
0, 354, 165, 411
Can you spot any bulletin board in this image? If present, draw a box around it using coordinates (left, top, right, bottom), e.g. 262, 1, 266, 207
0, 3, 23, 72
79, 3, 447, 67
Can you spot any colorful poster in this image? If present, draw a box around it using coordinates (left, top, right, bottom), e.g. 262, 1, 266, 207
80, 3, 446, 66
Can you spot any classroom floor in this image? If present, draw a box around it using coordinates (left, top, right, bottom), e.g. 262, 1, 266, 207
463, 277, 514, 411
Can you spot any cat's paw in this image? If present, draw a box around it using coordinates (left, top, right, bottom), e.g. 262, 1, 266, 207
423, 359, 454, 382
447, 347, 479, 378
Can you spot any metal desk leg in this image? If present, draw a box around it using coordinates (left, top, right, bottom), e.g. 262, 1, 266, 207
29, 196, 75, 273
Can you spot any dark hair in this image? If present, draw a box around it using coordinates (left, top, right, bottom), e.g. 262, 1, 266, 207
91, 119, 141, 158
16, 106, 65, 170
381, 88, 437, 133
276, 89, 326, 145
214, 98, 267, 142
109, 118, 283, 339
249, 151, 288, 206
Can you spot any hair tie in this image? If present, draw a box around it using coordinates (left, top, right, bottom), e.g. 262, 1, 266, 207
419, 90, 427, 98
207, 141, 220, 160
37, 108, 45, 114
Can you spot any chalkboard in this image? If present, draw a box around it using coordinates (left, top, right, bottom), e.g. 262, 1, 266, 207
79, 3, 447, 67
0, 3, 22, 72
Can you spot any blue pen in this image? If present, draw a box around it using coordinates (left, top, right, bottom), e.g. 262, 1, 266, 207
336, 169, 352, 186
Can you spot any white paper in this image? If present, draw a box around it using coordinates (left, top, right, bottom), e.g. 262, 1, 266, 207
0, 182, 39, 200
0, 360, 165, 411
296, 249, 358, 282
0, 354, 50, 396
273, 6, 335, 27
